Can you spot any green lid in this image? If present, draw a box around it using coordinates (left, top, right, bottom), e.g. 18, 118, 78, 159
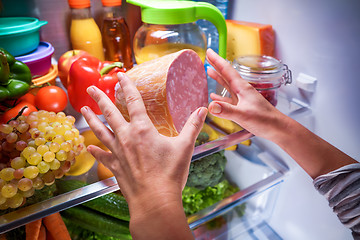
126, 0, 227, 59
0, 17, 47, 36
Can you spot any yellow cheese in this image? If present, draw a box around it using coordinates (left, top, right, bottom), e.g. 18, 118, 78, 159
226, 20, 275, 61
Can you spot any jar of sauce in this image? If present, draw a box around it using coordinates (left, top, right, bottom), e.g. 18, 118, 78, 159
231, 55, 292, 106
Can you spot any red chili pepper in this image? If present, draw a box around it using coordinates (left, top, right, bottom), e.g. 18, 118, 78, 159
67, 55, 124, 115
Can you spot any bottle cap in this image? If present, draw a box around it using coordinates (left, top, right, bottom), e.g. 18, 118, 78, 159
68, 0, 91, 9
102, 0, 122, 7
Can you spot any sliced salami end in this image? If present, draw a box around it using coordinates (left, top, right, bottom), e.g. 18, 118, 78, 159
115, 49, 208, 137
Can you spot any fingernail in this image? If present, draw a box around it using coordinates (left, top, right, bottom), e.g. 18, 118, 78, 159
87, 86, 95, 94
210, 103, 222, 114
81, 106, 89, 112
117, 72, 125, 81
197, 107, 207, 116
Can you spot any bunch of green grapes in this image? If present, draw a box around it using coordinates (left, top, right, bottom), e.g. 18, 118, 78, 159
0, 110, 85, 210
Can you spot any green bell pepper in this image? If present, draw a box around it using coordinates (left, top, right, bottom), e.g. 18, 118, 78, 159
0, 48, 32, 101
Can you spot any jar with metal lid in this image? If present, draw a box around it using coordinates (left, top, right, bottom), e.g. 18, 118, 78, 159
231, 55, 292, 106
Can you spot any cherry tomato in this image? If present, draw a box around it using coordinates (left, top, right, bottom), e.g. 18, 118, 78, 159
17, 93, 36, 106
35, 86, 68, 113
1, 101, 37, 123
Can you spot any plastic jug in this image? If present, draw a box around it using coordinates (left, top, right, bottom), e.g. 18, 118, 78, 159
127, 0, 227, 64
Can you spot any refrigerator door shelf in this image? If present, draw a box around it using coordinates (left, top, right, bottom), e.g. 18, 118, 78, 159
190, 149, 288, 239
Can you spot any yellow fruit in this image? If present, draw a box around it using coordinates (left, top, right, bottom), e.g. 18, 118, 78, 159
66, 151, 96, 176
97, 162, 114, 181
81, 130, 109, 151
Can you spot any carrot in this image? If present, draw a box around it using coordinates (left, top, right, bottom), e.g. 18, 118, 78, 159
38, 224, 46, 240
25, 219, 42, 240
43, 212, 71, 240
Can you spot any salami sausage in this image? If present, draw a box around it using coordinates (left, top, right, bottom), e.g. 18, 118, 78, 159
115, 49, 208, 137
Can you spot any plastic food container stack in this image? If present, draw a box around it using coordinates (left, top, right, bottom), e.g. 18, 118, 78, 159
0, 17, 56, 85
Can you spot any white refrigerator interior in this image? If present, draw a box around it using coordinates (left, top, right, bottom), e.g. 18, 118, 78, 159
228, 0, 360, 239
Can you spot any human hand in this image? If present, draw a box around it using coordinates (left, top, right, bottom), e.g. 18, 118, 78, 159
80, 72, 207, 215
206, 49, 288, 141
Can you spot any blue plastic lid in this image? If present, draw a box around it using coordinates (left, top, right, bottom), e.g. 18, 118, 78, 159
16, 42, 54, 62
0, 17, 47, 36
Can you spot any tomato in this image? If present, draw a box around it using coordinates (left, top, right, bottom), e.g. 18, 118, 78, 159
17, 92, 36, 106
35, 86, 68, 113
1, 101, 37, 123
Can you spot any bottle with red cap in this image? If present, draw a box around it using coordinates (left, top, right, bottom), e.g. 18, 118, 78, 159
68, 0, 105, 61
101, 0, 133, 70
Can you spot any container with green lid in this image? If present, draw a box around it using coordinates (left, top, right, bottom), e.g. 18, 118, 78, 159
127, 0, 227, 64
0, 17, 48, 57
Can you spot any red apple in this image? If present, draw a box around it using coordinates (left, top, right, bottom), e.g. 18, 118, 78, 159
57, 50, 92, 88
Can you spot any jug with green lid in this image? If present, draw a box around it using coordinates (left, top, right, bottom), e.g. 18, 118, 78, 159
127, 0, 227, 64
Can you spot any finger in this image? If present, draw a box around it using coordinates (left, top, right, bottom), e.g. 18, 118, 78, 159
87, 85, 127, 133
81, 106, 115, 149
117, 72, 149, 123
206, 49, 248, 92
209, 93, 233, 104
87, 145, 113, 165
207, 67, 231, 91
178, 107, 208, 145
208, 101, 240, 119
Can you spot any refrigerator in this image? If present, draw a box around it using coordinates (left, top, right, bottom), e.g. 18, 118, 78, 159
0, 0, 359, 239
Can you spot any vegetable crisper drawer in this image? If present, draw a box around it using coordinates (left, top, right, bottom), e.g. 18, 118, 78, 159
189, 149, 288, 240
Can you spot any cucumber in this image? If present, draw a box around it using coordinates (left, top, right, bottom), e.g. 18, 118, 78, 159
56, 180, 130, 221
61, 205, 131, 239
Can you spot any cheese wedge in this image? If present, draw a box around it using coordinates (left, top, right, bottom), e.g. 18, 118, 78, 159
226, 20, 275, 61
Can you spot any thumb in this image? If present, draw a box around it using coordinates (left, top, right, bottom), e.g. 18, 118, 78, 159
208, 101, 240, 120
178, 107, 208, 143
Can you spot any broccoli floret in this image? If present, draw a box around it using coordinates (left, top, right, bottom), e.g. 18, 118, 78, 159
186, 150, 227, 190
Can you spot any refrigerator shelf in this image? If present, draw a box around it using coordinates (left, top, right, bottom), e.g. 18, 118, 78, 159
0, 94, 300, 236
0, 120, 256, 234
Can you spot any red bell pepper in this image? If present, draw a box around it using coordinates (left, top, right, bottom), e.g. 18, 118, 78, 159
67, 55, 124, 115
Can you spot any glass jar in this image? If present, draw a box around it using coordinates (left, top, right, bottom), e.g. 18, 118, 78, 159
231, 55, 292, 106
133, 23, 207, 64
127, 0, 228, 64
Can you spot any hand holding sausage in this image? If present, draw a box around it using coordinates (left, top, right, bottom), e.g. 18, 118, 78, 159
81, 72, 206, 239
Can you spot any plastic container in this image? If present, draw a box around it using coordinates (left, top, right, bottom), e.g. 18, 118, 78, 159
101, 0, 133, 69
193, 0, 229, 54
0, 17, 47, 56
15, 42, 55, 77
232, 55, 292, 106
191, 0, 228, 97
31, 64, 58, 86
